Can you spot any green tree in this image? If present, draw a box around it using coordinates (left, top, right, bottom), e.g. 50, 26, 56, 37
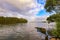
46, 13, 60, 39
44, 0, 60, 39
46, 13, 60, 23
44, 0, 57, 12
47, 13, 60, 22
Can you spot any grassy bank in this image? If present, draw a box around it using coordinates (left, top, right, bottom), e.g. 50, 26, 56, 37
0, 16, 28, 25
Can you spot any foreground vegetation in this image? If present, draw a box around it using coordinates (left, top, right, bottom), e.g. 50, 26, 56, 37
47, 13, 60, 37
0, 16, 28, 25
47, 13, 60, 23
36, 13, 60, 40
45, 0, 60, 37
44, 0, 58, 12
44, 0, 60, 40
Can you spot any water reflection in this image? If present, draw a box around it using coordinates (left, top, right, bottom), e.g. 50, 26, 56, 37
0, 22, 55, 40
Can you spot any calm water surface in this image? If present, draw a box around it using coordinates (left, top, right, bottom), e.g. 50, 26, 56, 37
0, 22, 55, 40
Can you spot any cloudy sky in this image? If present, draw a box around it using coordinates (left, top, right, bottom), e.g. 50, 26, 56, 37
0, 0, 54, 21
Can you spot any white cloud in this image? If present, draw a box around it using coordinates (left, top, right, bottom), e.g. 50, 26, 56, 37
0, 0, 45, 21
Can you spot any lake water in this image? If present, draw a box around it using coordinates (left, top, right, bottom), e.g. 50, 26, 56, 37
0, 22, 55, 40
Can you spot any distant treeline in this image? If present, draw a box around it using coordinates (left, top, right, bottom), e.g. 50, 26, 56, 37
0, 16, 28, 25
